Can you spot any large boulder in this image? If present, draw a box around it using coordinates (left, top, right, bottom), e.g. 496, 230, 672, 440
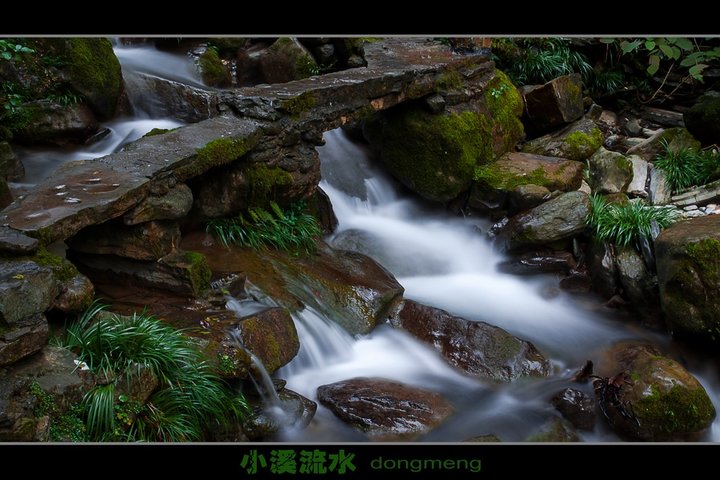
522, 117, 603, 161
122, 73, 217, 122
588, 147, 634, 194
363, 70, 524, 203
596, 343, 715, 440
494, 191, 590, 251
521, 73, 584, 136
36, 38, 123, 119
13, 102, 99, 146
317, 377, 453, 440
470, 152, 584, 214
656, 215, 720, 341
390, 300, 550, 382
683, 90, 720, 146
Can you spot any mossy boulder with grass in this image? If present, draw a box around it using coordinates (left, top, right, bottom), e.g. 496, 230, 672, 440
597, 342, 715, 440
656, 215, 720, 342
522, 117, 603, 161
684, 90, 720, 147
391, 300, 550, 382
588, 147, 634, 194
363, 70, 524, 203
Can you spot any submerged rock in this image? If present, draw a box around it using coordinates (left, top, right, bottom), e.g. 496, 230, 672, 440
656, 215, 720, 341
242, 387, 317, 440
496, 251, 576, 275
596, 342, 715, 440
390, 300, 550, 382
317, 377, 453, 440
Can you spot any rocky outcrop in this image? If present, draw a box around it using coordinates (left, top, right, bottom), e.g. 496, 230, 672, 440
390, 300, 550, 382
13, 102, 99, 146
588, 147, 633, 194
521, 74, 584, 136
522, 117, 603, 161
683, 90, 720, 146
596, 343, 715, 440
470, 152, 584, 214
123, 183, 193, 225
494, 191, 590, 252
123, 73, 218, 122
68, 220, 180, 261
656, 215, 720, 341
317, 377, 453, 440
363, 70, 523, 203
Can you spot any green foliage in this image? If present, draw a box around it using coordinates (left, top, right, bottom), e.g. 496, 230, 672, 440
30, 381, 88, 441
586, 194, 679, 247
654, 140, 720, 192
0, 39, 34, 60
63, 300, 249, 441
584, 69, 626, 97
492, 38, 592, 86
616, 37, 720, 81
208, 200, 322, 255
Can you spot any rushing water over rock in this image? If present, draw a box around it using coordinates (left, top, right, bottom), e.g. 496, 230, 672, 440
278, 128, 720, 442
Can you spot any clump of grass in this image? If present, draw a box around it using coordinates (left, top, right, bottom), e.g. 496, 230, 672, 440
492, 38, 592, 86
586, 194, 679, 247
207, 200, 322, 255
654, 140, 720, 192
63, 300, 249, 442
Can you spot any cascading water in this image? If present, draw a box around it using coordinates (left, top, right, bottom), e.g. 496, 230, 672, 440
278, 128, 720, 442
11, 41, 196, 187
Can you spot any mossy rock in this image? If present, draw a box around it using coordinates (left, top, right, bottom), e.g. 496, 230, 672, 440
627, 127, 701, 162
588, 147, 634, 194
259, 38, 319, 83
598, 343, 715, 440
198, 48, 232, 88
683, 91, 720, 146
36, 38, 123, 119
656, 215, 720, 342
363, 69, 523, 203
522, 117, 603, 161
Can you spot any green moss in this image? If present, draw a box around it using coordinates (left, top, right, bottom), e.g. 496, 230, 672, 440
281, 92, 316, 118
243, 164, 293, 205
686, 238, 720, 284
26, 227, 55, 248
199, 48, 231, 87
183, 250, 211, 295
143, 128, 171, 138
564, 128, 604, 160
61, 38, 122, 118
474, 164, 549, 191
32, 247, 79, 282
30, 382, 87, 442
436, 70, 464, 92
483, 70, 525, 155
178, 136, 255, 179
634, 384, 716, 435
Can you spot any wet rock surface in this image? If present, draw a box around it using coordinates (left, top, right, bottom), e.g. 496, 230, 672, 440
317, 377, 453, 440
551, 387, 596, 430
390, 300, 550, 382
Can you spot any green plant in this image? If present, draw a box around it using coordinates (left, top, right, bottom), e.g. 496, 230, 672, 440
586, 194, 679, 247
654, 140, 720, 192
0, 39, 34, 60
64, 300, 249, 441
492, 38, 592, 86
208, 200, 322, 255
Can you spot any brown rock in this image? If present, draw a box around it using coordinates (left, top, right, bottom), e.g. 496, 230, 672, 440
123, 184, 193, 225
68, 220, 180, 261
522, 74, 584, 136
317, 377, 453, 440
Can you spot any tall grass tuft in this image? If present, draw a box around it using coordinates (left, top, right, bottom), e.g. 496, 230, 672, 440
586, 194, 679, 247
207, 200, 322, 255
654, 140, 720, 192
64, 300, 249, 441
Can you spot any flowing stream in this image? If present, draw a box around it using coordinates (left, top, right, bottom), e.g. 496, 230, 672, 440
10, 40, 720, 442
276, 128, 720, 442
